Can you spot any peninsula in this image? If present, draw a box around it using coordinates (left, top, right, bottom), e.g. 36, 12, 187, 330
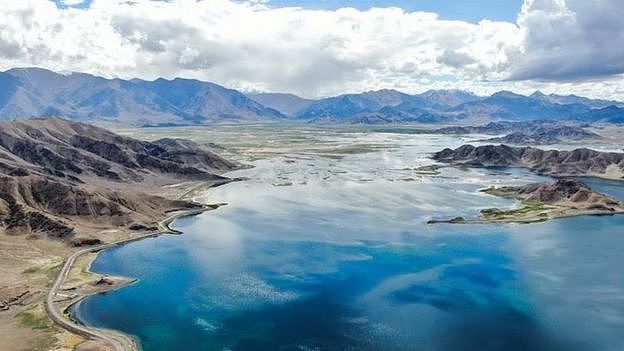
429, 179, 624, 224
432, 144, 624, 180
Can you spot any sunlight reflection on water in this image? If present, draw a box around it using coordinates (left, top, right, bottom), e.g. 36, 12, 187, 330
78, 126, 624, 351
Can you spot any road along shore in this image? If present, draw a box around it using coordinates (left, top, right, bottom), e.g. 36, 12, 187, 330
46, 205, 219, 351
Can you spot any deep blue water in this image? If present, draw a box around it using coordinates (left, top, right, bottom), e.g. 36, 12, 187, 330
75, 135, 624, 351
578, 177, 624, 202
76, 182, 624, 351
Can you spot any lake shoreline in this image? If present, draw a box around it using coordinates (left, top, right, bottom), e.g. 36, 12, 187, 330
427, 208, 624, 225
46, 179, 236, 351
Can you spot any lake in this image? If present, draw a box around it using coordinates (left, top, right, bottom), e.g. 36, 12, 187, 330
76, 126, 624, 351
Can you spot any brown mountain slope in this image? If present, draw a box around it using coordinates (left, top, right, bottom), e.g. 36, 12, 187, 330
0, 118, 239, 242
432, 144, 624, 180
484, 179, 623, 211
477, 179, 624, 223
0, 117, 238, 182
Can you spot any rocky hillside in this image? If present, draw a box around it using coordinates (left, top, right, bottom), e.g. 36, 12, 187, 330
0, 118, 239, 243
432, 144, 624, 180
481, 126, 601, 145
474, 179, 624, 223
485, 179, 622, 210
429, 179, 624, 224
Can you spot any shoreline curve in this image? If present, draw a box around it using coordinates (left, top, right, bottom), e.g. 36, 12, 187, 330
46, 179, 233, 351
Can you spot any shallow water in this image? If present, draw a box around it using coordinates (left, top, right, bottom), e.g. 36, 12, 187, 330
77, 127, 624, 351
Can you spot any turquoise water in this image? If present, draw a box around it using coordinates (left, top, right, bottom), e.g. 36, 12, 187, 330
76, 132, 624, 351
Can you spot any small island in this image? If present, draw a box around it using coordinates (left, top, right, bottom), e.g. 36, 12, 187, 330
429, 179, 624, 224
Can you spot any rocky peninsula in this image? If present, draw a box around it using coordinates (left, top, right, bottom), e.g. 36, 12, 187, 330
429, 179, 624, 224
428, 144, 624, 224
432, 144, 624, 180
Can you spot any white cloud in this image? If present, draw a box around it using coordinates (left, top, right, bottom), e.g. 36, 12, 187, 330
510, 0, 624, 82
0, 0, 622, 100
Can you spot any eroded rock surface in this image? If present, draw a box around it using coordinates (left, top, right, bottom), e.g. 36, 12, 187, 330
0, 118, 239, 241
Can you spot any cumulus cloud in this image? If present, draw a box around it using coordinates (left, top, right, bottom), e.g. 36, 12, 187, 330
509, 0, 624, 81
0, 0, 622, 99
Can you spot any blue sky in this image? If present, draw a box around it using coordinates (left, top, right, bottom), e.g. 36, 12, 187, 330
52, 0, 93, 9
54, 0, 523, 23
265, 0, 523, 22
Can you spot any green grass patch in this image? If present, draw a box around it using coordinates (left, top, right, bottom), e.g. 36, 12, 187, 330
480, 187, 515, 198
481, 202, 556, 220
17, 305, 54, 331
22, 266, 39, 275
45, 264, 62, 283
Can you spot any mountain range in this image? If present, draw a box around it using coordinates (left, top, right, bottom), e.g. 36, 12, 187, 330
0, 67, 284, 126
0, 117, 238, 242
1, 67, 623, 125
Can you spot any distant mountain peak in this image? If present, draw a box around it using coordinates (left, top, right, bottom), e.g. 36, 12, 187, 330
246, 92, 315, 117
0, 67, 285, 125
491, 90, 525, 99
363, 88, 403, 95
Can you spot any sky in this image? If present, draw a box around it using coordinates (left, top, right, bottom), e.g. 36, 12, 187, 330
1, 0, 624, 100
264, 0, 523, 22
